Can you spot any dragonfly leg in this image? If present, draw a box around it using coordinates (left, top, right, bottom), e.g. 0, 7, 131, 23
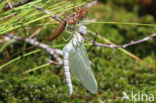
62, 21, 74, 42
62, 30, 73, 42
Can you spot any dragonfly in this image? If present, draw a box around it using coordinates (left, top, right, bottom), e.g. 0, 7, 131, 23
63, 25, 98, 95
35, 4, 97, 95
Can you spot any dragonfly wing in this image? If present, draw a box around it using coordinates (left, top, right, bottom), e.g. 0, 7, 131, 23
69, 44, 98, 94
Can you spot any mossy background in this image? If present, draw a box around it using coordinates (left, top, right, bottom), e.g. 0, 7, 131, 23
0, 0, 156, 102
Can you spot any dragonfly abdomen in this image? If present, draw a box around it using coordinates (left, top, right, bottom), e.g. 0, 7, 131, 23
63, 52, 73, 95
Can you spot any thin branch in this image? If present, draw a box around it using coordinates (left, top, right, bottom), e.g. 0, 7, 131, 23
48, 59, 61, 65
87, 32, 98, 51
35, 6, 62, 22
82, 33, 156, 48
3, 0, 33, 10
83, 0, 97, 9
4, 34, 63, 65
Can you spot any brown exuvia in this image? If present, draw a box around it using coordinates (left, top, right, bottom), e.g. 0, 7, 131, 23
50, 8, 88, 41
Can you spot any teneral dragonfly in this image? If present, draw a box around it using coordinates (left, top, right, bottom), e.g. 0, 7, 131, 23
63, 25, 98, 95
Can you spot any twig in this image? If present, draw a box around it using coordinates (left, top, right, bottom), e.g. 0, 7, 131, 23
84, 0, 97, 9
82, 33, 156, 48
4, 34, 63, 65
4, 49, 13, 72
35, 6, 62, 22
87, 32, 98, 51
3, 0, 33, 10
47, 59, 60, 65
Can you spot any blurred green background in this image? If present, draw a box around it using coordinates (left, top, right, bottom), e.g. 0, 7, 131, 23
0, 0, 156, 102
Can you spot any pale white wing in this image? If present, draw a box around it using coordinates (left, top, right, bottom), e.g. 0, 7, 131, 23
69, 43, 98, 94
